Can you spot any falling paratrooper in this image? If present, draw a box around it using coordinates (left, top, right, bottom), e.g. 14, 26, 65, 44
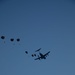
25, 51, 28, 54
31, 54, 36, 57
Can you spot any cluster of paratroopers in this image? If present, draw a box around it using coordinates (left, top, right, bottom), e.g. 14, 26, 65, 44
1, 35, 50, 60
25, 48, 41, 58
0, 35, 20, 43
0, 35, 41, 58
25, 48, 50, 60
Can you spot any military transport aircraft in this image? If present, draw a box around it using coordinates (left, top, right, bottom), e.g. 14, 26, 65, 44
35, 51, 50, 60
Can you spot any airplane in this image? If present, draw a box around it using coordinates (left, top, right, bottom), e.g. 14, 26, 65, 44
35, 48, 41, 52
35, 51, 50, 60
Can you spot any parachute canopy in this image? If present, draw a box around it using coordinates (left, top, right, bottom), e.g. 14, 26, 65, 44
16, 38, 20, 42
1, 36, 5, 39
10, 38, 14, 41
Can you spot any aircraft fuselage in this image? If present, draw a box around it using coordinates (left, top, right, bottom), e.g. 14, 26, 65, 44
39, 53, 46, 59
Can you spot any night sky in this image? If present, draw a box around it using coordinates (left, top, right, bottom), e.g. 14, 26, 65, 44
0, 0, 75, 75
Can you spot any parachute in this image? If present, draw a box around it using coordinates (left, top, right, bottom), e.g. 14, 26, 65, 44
16, 38, 20, 42
10, 38, 14, 42
1, 36, 5, 39
1, 36, 5, 43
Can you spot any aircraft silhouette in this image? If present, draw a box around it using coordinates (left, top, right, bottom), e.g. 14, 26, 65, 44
35, 51, 50, 60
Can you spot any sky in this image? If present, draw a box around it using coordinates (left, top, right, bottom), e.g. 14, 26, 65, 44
0, 0, 75, 75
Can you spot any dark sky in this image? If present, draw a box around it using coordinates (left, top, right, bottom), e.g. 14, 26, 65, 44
0, 0, 75, 75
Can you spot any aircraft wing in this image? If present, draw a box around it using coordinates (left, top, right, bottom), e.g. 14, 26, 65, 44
34, 57, 41, 60
44, 51, 50, 57
35, 48, 41, 52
